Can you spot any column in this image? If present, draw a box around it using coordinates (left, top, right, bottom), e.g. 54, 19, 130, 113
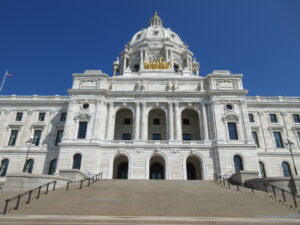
174, 102, 182, 140
201, 103, 209, 140
93, 101, 107, 140
105, 102, 114, 140
141, 102, 148, 140
134, 102, 140, 140
140, 51, 144, 70
168, 102, 174, 140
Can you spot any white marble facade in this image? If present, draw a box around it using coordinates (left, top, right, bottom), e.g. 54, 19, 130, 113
0, 13, 299, 180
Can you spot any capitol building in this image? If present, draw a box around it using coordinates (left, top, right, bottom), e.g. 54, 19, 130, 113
0, 12, 299, 181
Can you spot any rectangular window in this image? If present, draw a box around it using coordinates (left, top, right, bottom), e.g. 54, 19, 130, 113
293, 114, 300, 123
182, 119, 190, 125
152, 133, 161, 140
252, 131, 260, 148
297, 132, 300, 141
269, 114, 278, 123
248, 114, 254, 123
183, 133, 191, 140
55, 130, 64, 146
122, 133, 131, 140
33, 130, 42, 146
60, 112, 67, 121
77, 121, 87, 139
8, 130, 19, 146
15, 112, 23, 121
228, 122, 238, 140
38, 112, 45, 121
273, 132, 284, 148
124, 118, 131, 125
153, 118, 160, 125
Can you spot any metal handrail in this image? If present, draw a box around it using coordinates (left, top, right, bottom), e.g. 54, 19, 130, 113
214, 173, 300, 208
65, 172, 103, 191
3, 180, 57, 215
264, 182, 300, 208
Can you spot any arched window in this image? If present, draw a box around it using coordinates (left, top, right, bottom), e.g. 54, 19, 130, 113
233, 155, 243, 172
0, 159, 9, 177
72, 154, 82, 170
259, 161, 266, 178
281, 161, 291, 177
23, 159, 34, 173
48, 159, 57, 175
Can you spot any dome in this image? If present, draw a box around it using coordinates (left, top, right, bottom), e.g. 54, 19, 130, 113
114, 12, 200, 77
130, 12, 184, 48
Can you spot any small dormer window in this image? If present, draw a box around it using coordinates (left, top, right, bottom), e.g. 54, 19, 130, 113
154, 30, 159, 36
171, 34, 175, 38
136, 34, 141, 40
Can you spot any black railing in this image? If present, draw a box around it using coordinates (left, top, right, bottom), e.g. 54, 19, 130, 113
65, 172, 102, 191
214, 173, 300, 208
3, 180, 57, 215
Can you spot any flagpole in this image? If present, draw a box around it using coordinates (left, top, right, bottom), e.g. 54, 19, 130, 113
0, 70, 8, 94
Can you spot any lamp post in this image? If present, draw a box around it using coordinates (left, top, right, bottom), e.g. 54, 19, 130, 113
22, 136, 34, 172
285, 137, 298, 176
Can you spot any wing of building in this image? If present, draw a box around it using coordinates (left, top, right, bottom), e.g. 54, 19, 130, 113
0, 12, 299, 181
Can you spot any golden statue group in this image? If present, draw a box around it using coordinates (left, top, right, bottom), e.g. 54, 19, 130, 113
144, 57, 171, 69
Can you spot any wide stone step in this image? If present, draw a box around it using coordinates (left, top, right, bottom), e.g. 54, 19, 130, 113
1, 180, 299, 223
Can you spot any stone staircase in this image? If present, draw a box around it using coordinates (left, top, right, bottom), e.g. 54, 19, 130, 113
0, 179, 300, 224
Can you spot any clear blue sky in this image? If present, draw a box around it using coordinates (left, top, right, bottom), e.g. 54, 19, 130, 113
0, 0, 299, 96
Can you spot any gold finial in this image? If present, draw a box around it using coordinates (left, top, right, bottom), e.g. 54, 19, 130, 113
149, 11, 163, 26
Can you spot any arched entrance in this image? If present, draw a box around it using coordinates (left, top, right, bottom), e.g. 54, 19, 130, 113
148, 108, 167, 140
181, 109, 201, 140
113, 155, 129, 179
186, 155, 202, 180
149, 155, 165, 179
114, 108, 133, 140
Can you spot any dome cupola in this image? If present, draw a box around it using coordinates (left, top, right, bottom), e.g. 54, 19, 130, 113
114, 12, 200, 77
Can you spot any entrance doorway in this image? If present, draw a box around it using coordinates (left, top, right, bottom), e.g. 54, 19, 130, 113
149, 155, 165, 179
113, 155, 129, 179
186, 155, 202, 180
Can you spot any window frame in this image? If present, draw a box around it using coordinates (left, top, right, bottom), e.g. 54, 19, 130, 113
123, 118, 131, 125
227, 122, 239, 140
55, 130, 64, 146
77, 121, 88, 139
38, 112, 46, 122
33, 130, 42, 146
60, 112, 67, 121
281, 161, 292, 177
182, 118, 190, 125
8, 130, 19, 146
153, 118, 160, 125
182, 133, 191, 140
15, 112, 23, 122
273, 131, 284, 148
122, 133, 131, 140
248, 113, 254, 123
269, 114, 278, 123
152, 133, 161, 140
292, 114, 300, 123
252, 131, 260, 148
